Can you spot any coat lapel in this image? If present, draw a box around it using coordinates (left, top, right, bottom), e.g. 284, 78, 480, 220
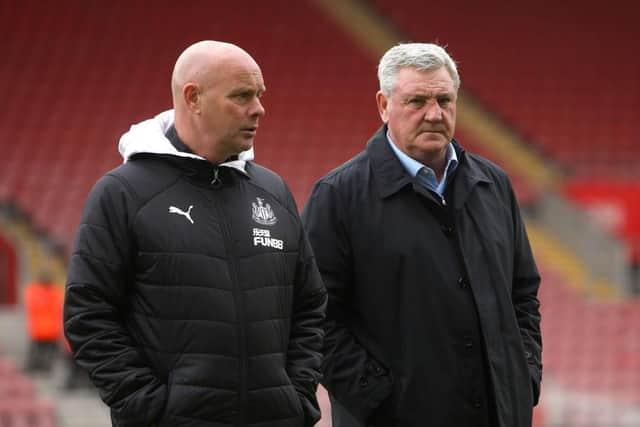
450, 142, 493, 210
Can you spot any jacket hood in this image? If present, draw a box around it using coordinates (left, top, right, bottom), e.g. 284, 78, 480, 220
118, 109, 254, 173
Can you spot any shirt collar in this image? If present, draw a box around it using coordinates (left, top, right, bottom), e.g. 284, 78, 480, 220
386, 130, 458, 179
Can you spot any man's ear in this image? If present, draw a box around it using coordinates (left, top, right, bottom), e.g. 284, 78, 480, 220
183, 83, 201, 113
376, 91, 389, 123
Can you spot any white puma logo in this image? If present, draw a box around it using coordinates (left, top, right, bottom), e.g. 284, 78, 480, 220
169, 205, 194, 224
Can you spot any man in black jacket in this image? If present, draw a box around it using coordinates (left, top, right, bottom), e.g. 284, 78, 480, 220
302, 43, 542, 427
64, 40, 327, 427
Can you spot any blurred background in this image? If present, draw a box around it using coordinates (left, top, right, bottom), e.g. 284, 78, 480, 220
1, 0, 639, 425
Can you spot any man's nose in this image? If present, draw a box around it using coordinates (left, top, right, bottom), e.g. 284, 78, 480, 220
424, 100, 442, 121
250, 98, 266, 117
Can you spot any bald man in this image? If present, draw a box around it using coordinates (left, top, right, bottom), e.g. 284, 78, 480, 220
64, 41, 327, 427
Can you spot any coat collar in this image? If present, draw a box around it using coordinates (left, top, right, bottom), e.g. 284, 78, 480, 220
366, 125, 493, 208
366, 125, 413, 199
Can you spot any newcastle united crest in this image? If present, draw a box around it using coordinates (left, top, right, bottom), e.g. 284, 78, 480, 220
252, 197, 278, 226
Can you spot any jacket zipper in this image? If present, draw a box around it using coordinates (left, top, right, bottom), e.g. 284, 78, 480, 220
210, 171, 248, 426
211, 167, 222, 188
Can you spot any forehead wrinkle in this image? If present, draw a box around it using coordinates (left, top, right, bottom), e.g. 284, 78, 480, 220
395, 83, 455, 102
220, 68, 265, 96
404, 83, 453, 94
391, 67, 455, 98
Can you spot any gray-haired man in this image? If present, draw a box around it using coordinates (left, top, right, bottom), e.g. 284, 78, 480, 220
302, 43, 542, 427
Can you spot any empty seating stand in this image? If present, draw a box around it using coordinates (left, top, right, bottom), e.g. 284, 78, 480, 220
539, 267, 640, 424
0, 356, 58, 427
0, 400, 57, 427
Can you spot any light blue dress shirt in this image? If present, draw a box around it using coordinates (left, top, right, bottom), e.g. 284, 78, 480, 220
386, 131, 459, 196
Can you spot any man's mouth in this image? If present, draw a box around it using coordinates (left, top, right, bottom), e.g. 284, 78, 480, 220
420, 129, 445, 137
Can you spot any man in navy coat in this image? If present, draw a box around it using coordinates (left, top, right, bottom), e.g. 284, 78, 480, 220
302, 43, 542, 427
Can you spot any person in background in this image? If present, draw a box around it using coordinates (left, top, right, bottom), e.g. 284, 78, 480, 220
302, 43, 542, 427
64, 40, 327, 427
24, 272, 63, 373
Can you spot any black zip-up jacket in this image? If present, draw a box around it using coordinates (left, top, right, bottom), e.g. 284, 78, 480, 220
302, 126, 542, 427
64, 114, 327, 427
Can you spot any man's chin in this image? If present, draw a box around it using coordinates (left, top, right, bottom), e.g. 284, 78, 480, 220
236, 139, 254, 154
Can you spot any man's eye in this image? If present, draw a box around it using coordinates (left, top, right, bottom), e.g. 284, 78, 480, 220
407, 98, 425, 108
232, 92, 253, 104
438, 98, 450, 107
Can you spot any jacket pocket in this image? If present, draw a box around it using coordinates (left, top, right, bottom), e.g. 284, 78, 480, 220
363, 363, 395, 426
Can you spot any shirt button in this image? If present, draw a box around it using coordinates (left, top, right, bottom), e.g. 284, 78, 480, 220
442, 225, 454, 236
465, 340, 473, 349
473, 400, 482, 408
359, 376, 369, 388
